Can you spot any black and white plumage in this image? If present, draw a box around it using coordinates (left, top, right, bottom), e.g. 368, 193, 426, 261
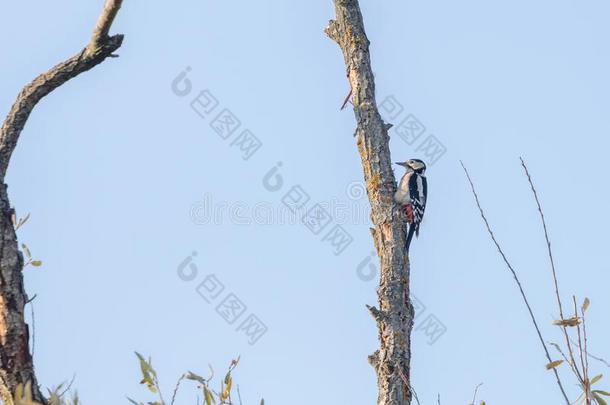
394, 159, 427, 252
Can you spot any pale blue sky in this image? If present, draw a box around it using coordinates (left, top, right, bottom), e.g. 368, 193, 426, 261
1, 1, 610, 404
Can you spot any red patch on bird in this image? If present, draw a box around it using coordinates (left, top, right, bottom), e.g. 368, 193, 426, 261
404, 204, 414, 224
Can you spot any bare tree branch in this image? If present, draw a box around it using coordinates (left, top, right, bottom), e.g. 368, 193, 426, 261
573, 296, 591, 404
0, 1, 125, 401
461, 161, 570, 405
89, 0, 124, 53
326, 1, 413, 404
568, 338, 610, 368
0, 0, 124, 181
520, 158, 585, 384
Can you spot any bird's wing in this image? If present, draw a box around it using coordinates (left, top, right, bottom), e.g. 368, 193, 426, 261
408, 173, 427, 227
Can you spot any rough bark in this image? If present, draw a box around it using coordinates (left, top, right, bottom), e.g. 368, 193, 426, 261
0, 1, 124, 401
326, 1, 413, 404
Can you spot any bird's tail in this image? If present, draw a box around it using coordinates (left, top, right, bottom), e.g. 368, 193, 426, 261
406, 224, 416, 253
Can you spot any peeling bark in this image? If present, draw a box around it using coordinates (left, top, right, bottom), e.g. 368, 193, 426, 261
326, 1, 413, 404
0, 1, 125, 401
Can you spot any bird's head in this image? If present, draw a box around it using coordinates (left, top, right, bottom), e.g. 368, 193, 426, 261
395, 159, 426, 173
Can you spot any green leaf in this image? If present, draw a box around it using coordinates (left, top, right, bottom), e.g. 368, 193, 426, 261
135, 352, 157, 392
594, 392, 608, 405
546, 360, 564, 370
16, 213, 30, 230
593, 390, 610, 397
592, 375, 604, 385
220, 374, 232, 401
136, 352, 149, 373
583, 297, 591, 312
186, 371, 207, 385
203, 386, 215, 405
30, 260, 42, 267
21, 244, 31, 259
147, 356, 158, 378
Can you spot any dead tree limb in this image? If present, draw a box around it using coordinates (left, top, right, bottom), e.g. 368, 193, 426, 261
0, 1, 125, 401
326, 1, 413, 404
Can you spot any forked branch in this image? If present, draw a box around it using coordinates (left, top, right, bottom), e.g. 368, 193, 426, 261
90, 0, 124, 52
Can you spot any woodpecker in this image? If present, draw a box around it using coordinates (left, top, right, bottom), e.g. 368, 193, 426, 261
394, 159, 427, 252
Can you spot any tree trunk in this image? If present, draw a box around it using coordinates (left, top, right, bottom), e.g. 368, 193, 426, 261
326, 1, 413, 404
0, 1, 125, 401
0, 182, 37, 401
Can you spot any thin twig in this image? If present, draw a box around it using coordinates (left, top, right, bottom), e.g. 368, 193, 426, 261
237, 385, 243, 405
520, 157, 584, 384
573, 298, 586, 377
410, 386, 421, 405
170, 373, 186, 405
574, 297, 590, 405
29, 300, 35, 359
340, 88, 353, 110
569, 338, 610, 368
57, 374, 76, 399
470, 382, 483, 405
461, 161, 571, 405
397, 363, 418, 404
550, 342, 580, 378
582, 304, 591, 403
155, 377, 167, 405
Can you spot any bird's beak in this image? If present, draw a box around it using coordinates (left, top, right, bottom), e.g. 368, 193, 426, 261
395, 162, 408, 167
